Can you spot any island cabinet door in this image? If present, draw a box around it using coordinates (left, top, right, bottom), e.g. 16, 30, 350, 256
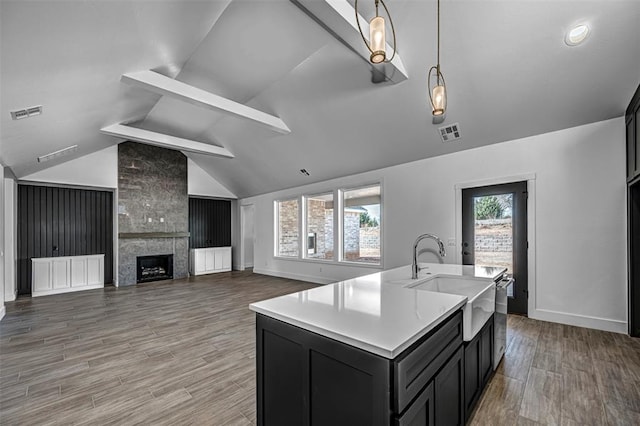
464, 315, 495, 422
256, 314, 392, 426
434, 345, 465, 426
464, 334, 482, 419
479, 316, 494, 386
394, 381, 435, 426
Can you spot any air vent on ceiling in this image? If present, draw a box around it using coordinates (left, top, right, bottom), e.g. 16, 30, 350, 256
300, 169, 310, 176
438, 122, 462, 142
37, 145, 78, 163
10, 105, 43, 120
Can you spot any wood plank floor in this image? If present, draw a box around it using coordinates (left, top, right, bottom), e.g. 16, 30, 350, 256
1, 270, 639, 425
469, 315, 640, 425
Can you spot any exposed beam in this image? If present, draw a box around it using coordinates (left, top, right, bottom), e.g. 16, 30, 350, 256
121, 70, 291, 134
100, 124, 234, 158
291, 0, 408, 83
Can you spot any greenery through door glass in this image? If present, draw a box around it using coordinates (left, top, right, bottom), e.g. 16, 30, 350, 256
474, 194, 513, 273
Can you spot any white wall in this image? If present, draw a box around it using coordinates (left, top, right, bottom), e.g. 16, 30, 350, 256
187, 158, 237, 199
0, 166, 5, 319
20, 145, 118, 188
3, 175, 16, 303
242, 204, 255, 268
241, 118, 627, 333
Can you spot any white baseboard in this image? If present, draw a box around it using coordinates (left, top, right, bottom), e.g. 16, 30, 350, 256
253, 268, 334, 285
233, 263, 254, 271
0, 305, 5, 321
32, 284, 104, 298
5, 290, 17, 302
531, 308, 627, 334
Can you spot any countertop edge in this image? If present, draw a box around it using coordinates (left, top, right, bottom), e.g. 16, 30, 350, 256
250, 297, 467, 359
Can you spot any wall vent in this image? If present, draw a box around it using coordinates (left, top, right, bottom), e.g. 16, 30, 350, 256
10, 105, 43, 120
37, 145, 78, 163
438, 123, 462, 142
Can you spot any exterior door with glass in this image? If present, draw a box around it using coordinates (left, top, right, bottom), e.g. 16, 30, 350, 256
462, 182, 528, 315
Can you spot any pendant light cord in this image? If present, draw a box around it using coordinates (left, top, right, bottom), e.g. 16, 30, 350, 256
437, 0, 440, 69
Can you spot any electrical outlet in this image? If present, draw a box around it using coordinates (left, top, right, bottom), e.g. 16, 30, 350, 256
448, 238, 456, 247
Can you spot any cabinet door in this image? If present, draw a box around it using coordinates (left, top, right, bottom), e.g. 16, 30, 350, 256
214, 248, 223, 270
464, 335, 481, 418
435, 345, 465, 426
204, 249, 215, 272
635, 104, 640, 178
70, 257, 87, 287
193, 250, 206, 274
628, 116, 636, 180
52, 259, 70, 290
221, 248, 231, 270
479, 317, 494, 386
86, 257, 103, 285
395, 382, 435, 426
32, 261, 52, 292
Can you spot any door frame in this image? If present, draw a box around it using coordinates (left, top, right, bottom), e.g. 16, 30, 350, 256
454, 174, 536, 317
240, 203, 255, 271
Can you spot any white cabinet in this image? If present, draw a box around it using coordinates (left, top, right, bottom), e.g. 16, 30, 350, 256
190, 247, 232, 275
32, 255, 104, 297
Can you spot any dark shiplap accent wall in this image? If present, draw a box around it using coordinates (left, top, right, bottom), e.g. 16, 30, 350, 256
189, 198, 231, 248
17, 185, 114, 295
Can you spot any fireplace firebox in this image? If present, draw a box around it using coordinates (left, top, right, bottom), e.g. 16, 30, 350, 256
137, 254, 174, 283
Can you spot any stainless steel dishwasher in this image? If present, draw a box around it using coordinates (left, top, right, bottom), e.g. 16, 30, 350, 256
494, 274, 514, 370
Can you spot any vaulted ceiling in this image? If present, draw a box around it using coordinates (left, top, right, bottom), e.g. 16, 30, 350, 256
1, 0, 639, 198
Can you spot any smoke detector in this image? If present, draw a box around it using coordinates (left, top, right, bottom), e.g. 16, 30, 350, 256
438, 122, 462, 142
10, 105, 43, 120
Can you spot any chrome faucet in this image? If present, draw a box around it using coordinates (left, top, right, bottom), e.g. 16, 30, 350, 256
412, 233, 446, 279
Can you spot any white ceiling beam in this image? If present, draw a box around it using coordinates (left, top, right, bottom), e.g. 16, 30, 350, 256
291, 0, 408, 83
121, 70, 291, 134
100, 123, 234, 158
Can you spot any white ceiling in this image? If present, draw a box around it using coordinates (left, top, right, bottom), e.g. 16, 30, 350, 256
1, 0, 639, 198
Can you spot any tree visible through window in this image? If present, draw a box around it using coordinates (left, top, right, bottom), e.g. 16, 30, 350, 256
342, 185, 381, 264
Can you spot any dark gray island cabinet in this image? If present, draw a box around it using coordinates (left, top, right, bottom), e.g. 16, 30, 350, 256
256, 310, 494, 426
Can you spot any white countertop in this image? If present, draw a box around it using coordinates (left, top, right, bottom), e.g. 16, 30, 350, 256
250, 263, 505, 359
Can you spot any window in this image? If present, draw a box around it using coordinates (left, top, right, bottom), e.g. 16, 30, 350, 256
305, 193, 334, 260
276, 199, 299, 257
342, 184, 381, 264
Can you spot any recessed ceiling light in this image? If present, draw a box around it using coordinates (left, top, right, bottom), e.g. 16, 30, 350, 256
565, 24, 590, 46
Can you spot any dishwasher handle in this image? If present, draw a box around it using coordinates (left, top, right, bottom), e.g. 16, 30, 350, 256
496, 276, 514, 289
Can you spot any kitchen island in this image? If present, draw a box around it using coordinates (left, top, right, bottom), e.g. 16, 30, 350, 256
250, 263, 505, 426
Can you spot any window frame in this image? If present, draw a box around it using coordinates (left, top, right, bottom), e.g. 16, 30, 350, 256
272, 181, 383, 269
302, 192, 336, 262
339, 183, 383, 266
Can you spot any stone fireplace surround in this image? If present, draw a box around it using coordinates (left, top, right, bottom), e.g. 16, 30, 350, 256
117, 142, 189, 286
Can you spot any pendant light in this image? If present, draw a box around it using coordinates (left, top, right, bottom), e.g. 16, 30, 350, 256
428, 0, 447, 116
355, 0, 397, 64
